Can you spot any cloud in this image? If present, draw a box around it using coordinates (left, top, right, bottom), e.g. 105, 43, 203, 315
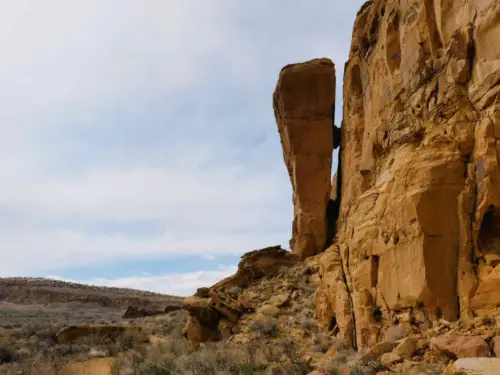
47, 265, 238, 296
0, 1, 366, 277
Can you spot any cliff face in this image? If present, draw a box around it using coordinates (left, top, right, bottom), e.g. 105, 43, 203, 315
313, 0, 500, 350
184, 0, 500, 359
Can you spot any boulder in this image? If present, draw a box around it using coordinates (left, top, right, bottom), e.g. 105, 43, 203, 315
384, 323, 412, 344
258, 304, 280, 316
56, 325, 126, 344
361, 341, 395, 364
393, 337, 418, 360
430, 336, 490, 359
183, 297, 218, 326
451, 358, 500, 375
182, 316, 218, 344
273, 58, 336, 259
379, 352, 402, 366
267, 293, 289, 307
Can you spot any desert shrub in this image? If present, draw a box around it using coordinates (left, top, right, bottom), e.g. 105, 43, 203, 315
226, 285, 242, 297
150, 311, 187, 338
0, 347, 14, 364
9, 322, 62, 344
195, 287, 210, 298
249, 316, 278, 336
111, 339, 309, 375
116, 328, 149, 349
312, 332, 331, 353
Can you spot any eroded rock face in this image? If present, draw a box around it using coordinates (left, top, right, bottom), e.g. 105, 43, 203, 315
316, 0, 500, 350
273, 59, 336, 259
182, 246, 298, 341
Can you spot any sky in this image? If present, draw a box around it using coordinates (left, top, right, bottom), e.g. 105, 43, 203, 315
0, 0, 365, 297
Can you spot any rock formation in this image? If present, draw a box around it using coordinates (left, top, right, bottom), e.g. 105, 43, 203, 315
122, 304, 182, 319
313, 0, 500, 351
182, 246, 298, 342
184, 1, 500, 365
273, 59, 336, 259
56, 324, 127, 344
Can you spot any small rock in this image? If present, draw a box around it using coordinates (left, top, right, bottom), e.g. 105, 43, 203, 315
413, 310, 426, 324
451, 358, 500, 374
430, 335, 490, 359
439, 319, 451, 326
384, 323, 411, 343
267, 293, 289, 307
397, 311, 412, 323
88, 348, 107, 358
258, 304, 280, 316
361, 341, 394, 364
327, 347, 338, 356
394, 337, 418, 360
372, 341, 396, 357
379, 352, 402, 366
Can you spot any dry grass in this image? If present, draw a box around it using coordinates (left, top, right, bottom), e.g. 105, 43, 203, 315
0, 304, 168, 375
249, 315, 278, 337
111, 338, 310, 375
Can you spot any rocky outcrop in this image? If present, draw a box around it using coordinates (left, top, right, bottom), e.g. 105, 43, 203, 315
183, 0, 500, 361
56, 324, 127, 344
314, 0, 500, 351
450, 358, 500, 375
273, 59, 336, 259
431, 335, 490, 359
122, 304, 182, 319
182, 246, 298, 342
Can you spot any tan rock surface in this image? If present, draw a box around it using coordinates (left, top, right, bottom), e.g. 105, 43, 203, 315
183, 246, 298, 343
314, 0, 500, 351
379, 352, 401, 366
450, 358, 500, 375
273, 58, 336, 259
393, 337, 418, 360
431, 336, 490, 359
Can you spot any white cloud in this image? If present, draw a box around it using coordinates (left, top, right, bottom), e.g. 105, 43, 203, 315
0, 1, 365, 277
47, 265, 238, 296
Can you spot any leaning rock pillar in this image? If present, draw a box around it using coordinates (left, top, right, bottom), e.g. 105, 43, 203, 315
273, 58, 335, 259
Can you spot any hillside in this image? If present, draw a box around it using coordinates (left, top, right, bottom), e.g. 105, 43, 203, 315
0, 277, 183, 309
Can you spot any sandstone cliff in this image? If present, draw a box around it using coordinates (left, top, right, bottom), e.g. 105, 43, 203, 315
183, 0, 500, 367
312, 0, 500, 351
